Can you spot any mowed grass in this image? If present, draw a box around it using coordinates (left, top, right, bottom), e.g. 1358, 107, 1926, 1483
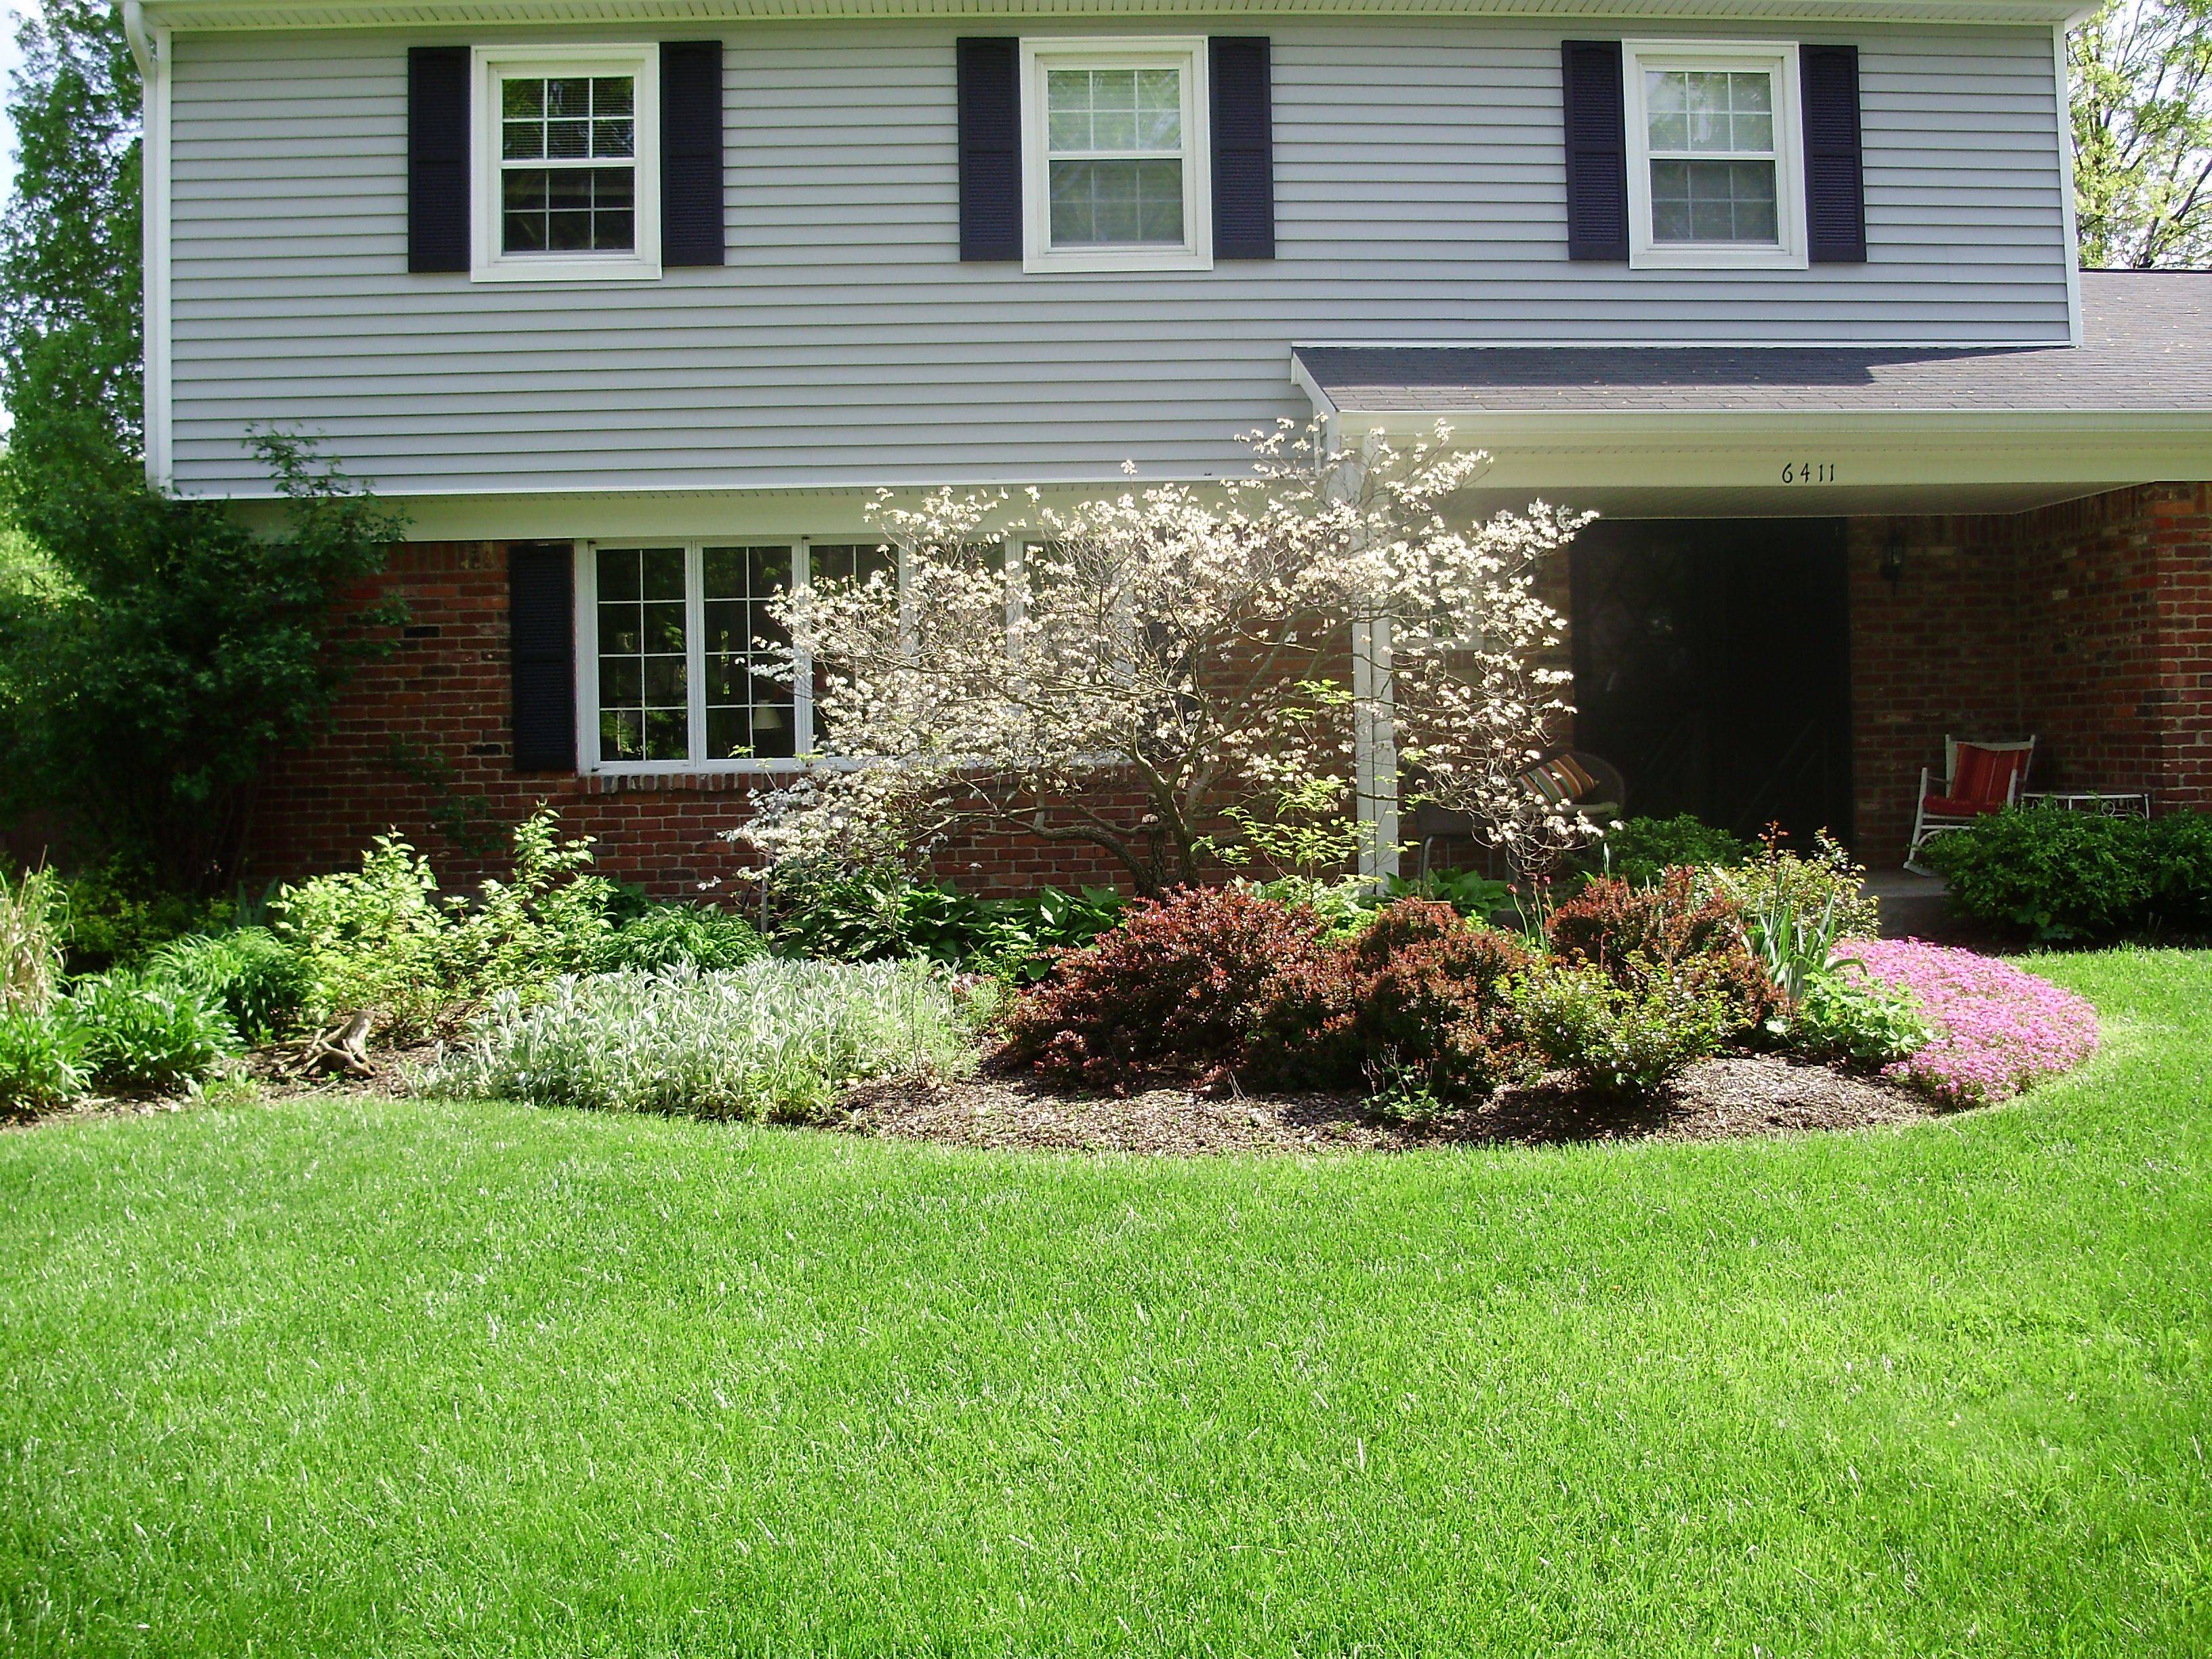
2, 954, 2208, 1657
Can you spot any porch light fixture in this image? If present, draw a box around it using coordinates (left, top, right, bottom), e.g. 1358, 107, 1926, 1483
1880, 536, 1908, 590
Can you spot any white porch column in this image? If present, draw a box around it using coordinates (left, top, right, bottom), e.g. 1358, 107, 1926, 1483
1352, 615, 1400, 881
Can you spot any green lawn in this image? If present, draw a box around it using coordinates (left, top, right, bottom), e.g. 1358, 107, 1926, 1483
3, 952, 2208, 1656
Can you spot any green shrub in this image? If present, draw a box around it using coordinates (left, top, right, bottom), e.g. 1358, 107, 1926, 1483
2148, 813, 2212, 930
1379, 868, 1518, 923
274, 808, 621, 1036
1720, 838, 1875, 1005
765, 861, 1122, 981
0, 1007, 89, 1110
1, 865, 66, 1015
145, 928, 311, 1043
598, 903, 768, 973
445, 809, 619, 996
1772, 967, 1933, 1069
411, 961, 977, 1121
1724, 832, 1880, 942
68, 970, 241, 1092
54, 861, 236, 972
274, 833, 453, 1033
1921, 808, 2155, 941
1516, 961, 1729, 1099
1246, 874, 1376, 938
1591, 815, 1755, 888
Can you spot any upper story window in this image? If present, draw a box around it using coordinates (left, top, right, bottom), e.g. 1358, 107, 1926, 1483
1021, 37, 1213, 274
472, 44, 661, 283
1622, 41, 1805, 272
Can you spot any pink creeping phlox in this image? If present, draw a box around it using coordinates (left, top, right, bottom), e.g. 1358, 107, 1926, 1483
1844, 937, 2098, 1107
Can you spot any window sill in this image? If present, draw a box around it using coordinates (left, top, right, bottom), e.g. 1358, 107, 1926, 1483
470, 255, 663, 285
1628, 244, 1809, 272
583, 769, 791, 796
1021, 247, 1214, 275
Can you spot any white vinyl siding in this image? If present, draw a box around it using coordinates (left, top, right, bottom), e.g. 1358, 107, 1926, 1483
165, 19, 2076, 499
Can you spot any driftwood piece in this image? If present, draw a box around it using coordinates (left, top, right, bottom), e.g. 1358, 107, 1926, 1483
291, 1010, 375, 1080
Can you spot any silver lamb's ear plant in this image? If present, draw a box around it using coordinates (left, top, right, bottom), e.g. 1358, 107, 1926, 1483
724, 423, 1594, 896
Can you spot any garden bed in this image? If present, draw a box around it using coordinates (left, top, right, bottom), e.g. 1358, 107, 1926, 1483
838, 1053, 1935, 1155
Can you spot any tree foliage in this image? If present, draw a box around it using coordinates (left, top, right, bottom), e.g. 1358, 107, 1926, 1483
0, 0, 143, 454
731, 425, 1590, 895
0, 1, 405, 890
2072, 0, 2212, 268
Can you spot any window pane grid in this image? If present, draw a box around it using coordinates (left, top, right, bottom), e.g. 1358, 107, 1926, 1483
593, 544, 808, 770
1042, 62, 1187, 249
1643, 67, 1780, 246
595, 546, 688, 764
499, 73, 638, 255
701, 546, 796, 762
804, 544, 895, 752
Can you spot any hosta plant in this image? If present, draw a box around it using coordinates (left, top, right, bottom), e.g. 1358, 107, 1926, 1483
0, 1008, 89, 1111
68, 971, 242, 1092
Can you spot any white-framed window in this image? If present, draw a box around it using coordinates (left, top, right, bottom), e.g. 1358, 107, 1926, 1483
1622, 40, 1805, 271
472, 43, 661, 283
577, 539, 926, 775
1020, 36, 1212, 274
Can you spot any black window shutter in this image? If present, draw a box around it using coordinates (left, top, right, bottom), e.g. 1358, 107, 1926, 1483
661, 41, 725, 267
1560, 40, 1628, 262
1802, 45, 1867, 264
1210, 37, 1274, 260
510, 544, 575, 773
408, 46, 469, 274
958, 38, 1021, 261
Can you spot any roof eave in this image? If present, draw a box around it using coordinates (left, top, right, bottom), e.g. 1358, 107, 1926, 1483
138, 0, 2090, 31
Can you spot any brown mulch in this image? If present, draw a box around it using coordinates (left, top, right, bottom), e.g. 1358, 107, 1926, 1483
1, 1038, 440, 1132
835, 1054, 1938, 1157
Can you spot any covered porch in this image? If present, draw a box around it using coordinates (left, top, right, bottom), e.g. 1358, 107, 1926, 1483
1298, 271, 2212, 874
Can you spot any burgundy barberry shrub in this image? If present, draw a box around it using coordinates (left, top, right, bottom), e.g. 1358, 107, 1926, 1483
994, 886, 1332, 1088
1546, 869, 1780, 1031
1252, 899, 1535, 1103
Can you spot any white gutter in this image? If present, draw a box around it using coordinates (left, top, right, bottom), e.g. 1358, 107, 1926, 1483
135, 0, 2096, 30
125, 1, 173, 491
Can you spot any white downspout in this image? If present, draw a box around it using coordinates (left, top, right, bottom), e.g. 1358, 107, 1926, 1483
125, 1, 172, 489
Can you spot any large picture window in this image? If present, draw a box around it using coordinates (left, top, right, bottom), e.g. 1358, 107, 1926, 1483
1021, 37, 1212, 273
1622, 41, 1805, 271
577, 539, 924, 774
472, 44, 660, 283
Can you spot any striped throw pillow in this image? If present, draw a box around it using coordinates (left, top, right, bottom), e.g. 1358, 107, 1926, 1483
1517, 753, 1598, 806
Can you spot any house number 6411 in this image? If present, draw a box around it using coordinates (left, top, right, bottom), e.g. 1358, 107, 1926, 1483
1782, 461, 1838, 483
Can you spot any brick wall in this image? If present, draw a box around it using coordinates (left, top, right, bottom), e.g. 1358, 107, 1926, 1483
244, 544, 1232, 899
1845, 515, 2026, 861
1847, 483, 2212, 863
246, 491, 2212, 894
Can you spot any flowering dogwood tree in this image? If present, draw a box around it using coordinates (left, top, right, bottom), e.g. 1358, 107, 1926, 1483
730, 424, 1595, 894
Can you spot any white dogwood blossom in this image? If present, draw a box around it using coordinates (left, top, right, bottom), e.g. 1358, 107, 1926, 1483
728, 424, 1594, 891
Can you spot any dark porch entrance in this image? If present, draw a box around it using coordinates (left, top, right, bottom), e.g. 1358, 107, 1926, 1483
1569, 518, 1853, 846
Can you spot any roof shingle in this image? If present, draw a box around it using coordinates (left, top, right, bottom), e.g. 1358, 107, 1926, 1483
1296, 270, 2212, 416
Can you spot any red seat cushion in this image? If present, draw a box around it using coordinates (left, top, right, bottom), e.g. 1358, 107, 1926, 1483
1921, 793, 2009, 817
1946, 743, 2030, 810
